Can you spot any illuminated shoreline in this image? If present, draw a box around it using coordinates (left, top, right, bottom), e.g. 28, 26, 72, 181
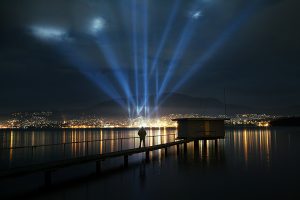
0, 124, 273, 131
0, 113, 279, 130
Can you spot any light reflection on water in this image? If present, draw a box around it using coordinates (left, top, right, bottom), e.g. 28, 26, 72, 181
0, 127, 275, 170
0, 128, 177, 170
1, 127, 300, 199
226, 127, 272, 168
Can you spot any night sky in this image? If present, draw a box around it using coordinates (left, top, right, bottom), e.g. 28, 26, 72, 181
0, 0, 299, 114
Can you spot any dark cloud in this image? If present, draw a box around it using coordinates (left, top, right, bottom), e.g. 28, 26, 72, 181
0, 0, 299, 114
180, 0, 300, 108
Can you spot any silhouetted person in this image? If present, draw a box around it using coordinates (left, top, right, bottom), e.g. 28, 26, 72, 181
138, 127, 147, 148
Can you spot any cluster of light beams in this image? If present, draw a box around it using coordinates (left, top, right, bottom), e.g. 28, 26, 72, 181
29, 25, 128, 109
131, 0, 140, 116
29, 0, 260, 119
158, 2, 200, 99
129, 0, 150, 117
143, 0, 149, 117
130, 0, 213, 117
171, 2, 258, 95
149, 0, 181, 75
57, 43, 127, 109
154, 2, 258, 112
149, 0, 181, 113
95, 30, 135, 107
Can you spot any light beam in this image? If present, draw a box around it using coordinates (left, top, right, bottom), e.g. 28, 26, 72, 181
57, 43, 127, 109
158, 21, 197, 98
95, 31, 135, 107
158, 1, 201, 99
149, 0, 181, 75
143, 0, 149, 117
131, 0, 140, 116
149, 2, 259, 117
171, 2, 257, 94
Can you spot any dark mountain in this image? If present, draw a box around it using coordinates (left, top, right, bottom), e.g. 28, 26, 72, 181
85, 93, 254, 117
4, 93, 299, 119
263, 105, 300, 115
270, 117, 300, 126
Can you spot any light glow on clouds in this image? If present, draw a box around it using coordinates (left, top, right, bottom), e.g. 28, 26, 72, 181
89, 17, 106, 35
31, 26, 67, 41
191, 10, 203, 19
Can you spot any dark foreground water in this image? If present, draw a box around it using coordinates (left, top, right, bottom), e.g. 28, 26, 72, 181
0, 127, 300, 199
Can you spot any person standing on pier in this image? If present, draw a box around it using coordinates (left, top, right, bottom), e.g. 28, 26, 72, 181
138, 127, 147, 148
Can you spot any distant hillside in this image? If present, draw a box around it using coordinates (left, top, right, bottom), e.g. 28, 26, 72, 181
84, 93, 253, 117
4, 93, 299, 118
270, 117, 300, 126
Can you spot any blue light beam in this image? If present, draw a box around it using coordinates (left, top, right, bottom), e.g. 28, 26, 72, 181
149, 0, 181, 75
171, 2, 258, 94
131, 0, 140, 116
143, 0, 149, 117
58, 43, 127, 109
151, 2, 258, 116
95, 34, 135, 107
158, 2, 199, 98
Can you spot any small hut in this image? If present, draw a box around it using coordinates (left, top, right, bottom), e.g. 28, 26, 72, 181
172, 118, 228, 139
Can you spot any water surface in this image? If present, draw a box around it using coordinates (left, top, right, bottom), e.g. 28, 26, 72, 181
0, 127, 299, 199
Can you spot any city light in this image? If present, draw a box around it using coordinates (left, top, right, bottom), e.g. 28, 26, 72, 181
0, 112, 279, 129
258, 122, 270, 127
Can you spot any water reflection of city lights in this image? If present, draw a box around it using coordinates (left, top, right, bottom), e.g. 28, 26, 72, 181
230, 128, 272, 167
9, 131, 14, 161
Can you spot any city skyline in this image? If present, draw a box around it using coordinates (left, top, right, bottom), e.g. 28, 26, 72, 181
0, 110, 280, 129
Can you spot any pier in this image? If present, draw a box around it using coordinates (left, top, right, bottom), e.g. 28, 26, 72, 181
0, 134, 222, 186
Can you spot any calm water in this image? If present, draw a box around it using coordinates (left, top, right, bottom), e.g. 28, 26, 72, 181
0, 128, 177, 170
0, 127, 300, 199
